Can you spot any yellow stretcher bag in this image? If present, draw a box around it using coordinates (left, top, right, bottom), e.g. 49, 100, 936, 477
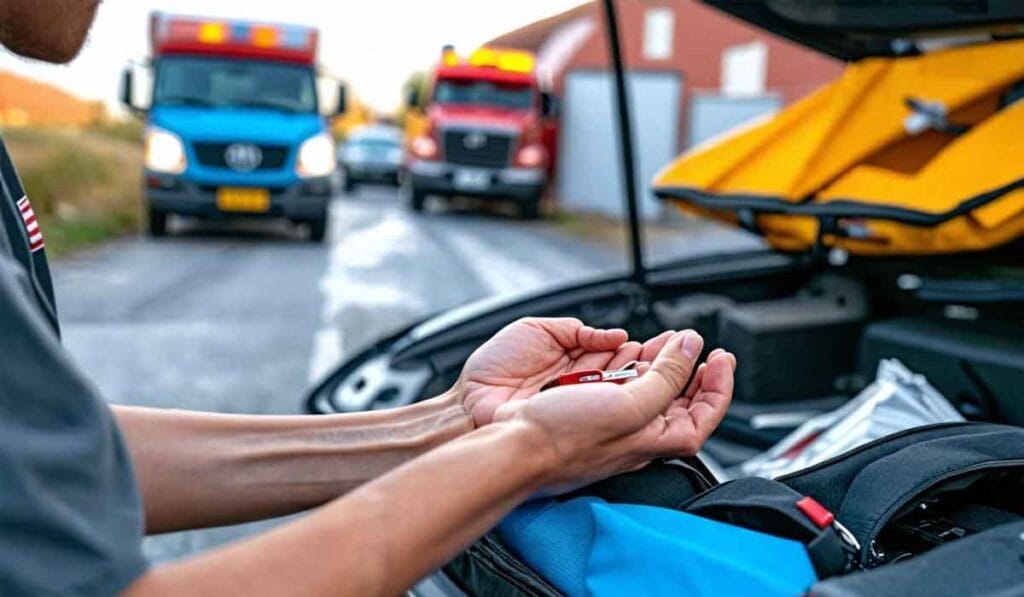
654, 38, 1024, 256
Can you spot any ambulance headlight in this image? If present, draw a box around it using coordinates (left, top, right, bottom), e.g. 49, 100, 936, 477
297, 133, 337, 178
144, 127, 187, 174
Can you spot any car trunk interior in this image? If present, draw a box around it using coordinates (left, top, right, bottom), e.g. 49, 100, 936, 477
642, 247, 1024, 467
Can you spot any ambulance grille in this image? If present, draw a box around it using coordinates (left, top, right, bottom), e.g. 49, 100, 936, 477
442, 130, 514, 169
192, 142, 289, 171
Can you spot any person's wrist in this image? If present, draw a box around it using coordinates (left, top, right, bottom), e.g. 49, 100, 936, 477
496, 418, 562, 488
389, 388, 474, 451
445, 376, 479, 428
434, 386, 476, 436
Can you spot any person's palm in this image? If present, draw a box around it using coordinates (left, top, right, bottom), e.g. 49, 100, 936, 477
457, 318, 673, 427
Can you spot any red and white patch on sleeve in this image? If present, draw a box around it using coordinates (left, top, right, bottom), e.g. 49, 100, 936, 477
16, 196, 45, 253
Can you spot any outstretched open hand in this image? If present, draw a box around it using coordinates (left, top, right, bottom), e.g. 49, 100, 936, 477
456, 317, 675, 427
492, 330, 736, 493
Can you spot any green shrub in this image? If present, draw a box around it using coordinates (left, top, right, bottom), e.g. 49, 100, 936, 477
19, 141, 113, 215
4, 127, 142, 256
88, 119, 144, 144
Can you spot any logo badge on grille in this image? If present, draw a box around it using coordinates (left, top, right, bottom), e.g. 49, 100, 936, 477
462, 132, 487, 150
224, 143, 263, 172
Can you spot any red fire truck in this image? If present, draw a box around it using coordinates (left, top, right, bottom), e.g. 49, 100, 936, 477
403, 47, 559, 219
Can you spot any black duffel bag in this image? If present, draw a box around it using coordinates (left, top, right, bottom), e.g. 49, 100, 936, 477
445, 422, 1024, 596
810, 521, 1024, 597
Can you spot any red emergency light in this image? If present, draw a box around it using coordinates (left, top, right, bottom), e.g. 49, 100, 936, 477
150, 12, 318, 65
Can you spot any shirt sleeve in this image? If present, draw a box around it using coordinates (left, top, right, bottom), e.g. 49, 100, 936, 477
0, 254, 148, 596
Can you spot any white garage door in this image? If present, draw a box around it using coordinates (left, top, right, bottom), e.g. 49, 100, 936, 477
687, 93, 781, 148
557, 71, 682, 219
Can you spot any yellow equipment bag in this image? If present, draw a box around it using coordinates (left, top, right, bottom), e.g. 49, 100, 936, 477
654, 38, 1024, 256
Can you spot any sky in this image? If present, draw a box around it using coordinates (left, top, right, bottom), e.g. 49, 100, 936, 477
0, 0, 585, 114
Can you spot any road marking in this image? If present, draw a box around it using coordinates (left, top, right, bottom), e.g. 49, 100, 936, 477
308, 327, 342, 387
307, 195, 608, 386
307, 200, 428, 383
439, 226, 547, 295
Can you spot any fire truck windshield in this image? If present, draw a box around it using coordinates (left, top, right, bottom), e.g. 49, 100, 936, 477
434, 79, 534, 110
154, 56, 317, 114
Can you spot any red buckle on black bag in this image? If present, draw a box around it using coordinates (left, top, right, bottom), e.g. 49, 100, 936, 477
796, 496, 835, 529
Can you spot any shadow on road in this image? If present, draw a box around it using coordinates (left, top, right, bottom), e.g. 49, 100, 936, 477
167, 215, 311, 244
419, 195, 537, 222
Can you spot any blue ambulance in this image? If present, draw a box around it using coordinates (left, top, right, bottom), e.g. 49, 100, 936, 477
121, 13, 344, 241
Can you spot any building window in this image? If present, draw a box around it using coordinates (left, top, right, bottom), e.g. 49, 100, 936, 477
721, 41, 768, 97
643, 8, 674, 61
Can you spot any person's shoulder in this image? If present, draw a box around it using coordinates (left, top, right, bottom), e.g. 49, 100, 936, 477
0, 249, 31, 290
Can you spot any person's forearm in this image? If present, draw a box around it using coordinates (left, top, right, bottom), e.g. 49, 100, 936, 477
112, 391, 474, 534
125, 420, 555, 597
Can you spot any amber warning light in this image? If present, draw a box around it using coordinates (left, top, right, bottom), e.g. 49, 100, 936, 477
439, 46, 536, 74
150, 12, 318, 64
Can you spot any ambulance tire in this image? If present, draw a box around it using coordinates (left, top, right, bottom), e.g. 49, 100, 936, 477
409, 189, 427, 212
307, 217, 328, 243
148, 207, 168, 237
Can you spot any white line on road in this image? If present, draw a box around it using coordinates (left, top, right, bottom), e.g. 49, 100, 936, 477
439, 226, 547, 295
307, 196, 608, 386
308, 327, 342, 387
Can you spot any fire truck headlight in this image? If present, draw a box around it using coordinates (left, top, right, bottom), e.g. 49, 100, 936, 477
144, 127, 187, 174
514, 143, 546, 169
297, 133, 337, 178
410, 135, 438, 160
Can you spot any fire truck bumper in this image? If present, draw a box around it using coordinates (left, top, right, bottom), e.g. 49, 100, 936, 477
407, 160, 545, 202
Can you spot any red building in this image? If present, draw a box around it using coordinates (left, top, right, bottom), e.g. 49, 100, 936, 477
489, 0, 843, 217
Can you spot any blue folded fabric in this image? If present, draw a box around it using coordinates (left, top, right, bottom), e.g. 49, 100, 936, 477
498, 497, 817, 597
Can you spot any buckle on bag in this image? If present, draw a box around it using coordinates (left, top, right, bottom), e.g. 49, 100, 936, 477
797, 496, 861, 568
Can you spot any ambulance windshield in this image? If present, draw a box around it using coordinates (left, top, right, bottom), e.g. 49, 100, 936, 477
154, 56, 317, 114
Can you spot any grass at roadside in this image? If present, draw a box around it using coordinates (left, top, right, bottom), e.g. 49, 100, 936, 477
3, 126, 142, 257
542, 210, 629, 249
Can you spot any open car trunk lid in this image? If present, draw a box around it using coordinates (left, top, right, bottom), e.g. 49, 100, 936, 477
703, 0, 1024, 60
654, 5, 1024, 257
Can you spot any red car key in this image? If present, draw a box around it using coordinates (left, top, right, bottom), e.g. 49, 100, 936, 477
542, 362, 640, 391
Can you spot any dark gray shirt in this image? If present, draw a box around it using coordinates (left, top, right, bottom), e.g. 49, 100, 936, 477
0, 137, 147, 595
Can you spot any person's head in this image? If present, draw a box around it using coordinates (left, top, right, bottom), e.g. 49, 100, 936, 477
0, 0, 100, 63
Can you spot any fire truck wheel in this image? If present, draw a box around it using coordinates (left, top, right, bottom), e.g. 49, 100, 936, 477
148, 207, 168, 237
520, 198, 541, 220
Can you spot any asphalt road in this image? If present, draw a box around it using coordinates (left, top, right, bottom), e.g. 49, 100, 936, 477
52, 185, 623, 562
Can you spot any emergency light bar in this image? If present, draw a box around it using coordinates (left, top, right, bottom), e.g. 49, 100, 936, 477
469, 47, 535, 73
150, 12, 318, 65
439, 46, 536, 74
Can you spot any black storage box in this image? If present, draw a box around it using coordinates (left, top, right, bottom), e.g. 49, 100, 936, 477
859, 317, 1024, 425
718, 275, 868, 404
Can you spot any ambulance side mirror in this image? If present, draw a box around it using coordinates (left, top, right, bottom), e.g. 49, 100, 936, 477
119, 68, 133, 108
120, 62, 151, 116
541, 92, 560, 118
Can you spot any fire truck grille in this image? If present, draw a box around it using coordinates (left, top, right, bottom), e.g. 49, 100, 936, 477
192, 142, 289, 171
442, 130, 514, 168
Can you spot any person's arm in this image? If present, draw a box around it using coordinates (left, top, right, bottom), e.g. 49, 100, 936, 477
123, 330, 735, 596
125, 419, 552, 596
116, 318, 675, 535
112, 392, 474, 534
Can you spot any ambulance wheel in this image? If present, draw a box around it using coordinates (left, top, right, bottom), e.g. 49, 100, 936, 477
409, 189, 426, 212
307, 217, 328, 243
148, 207, 168, 237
